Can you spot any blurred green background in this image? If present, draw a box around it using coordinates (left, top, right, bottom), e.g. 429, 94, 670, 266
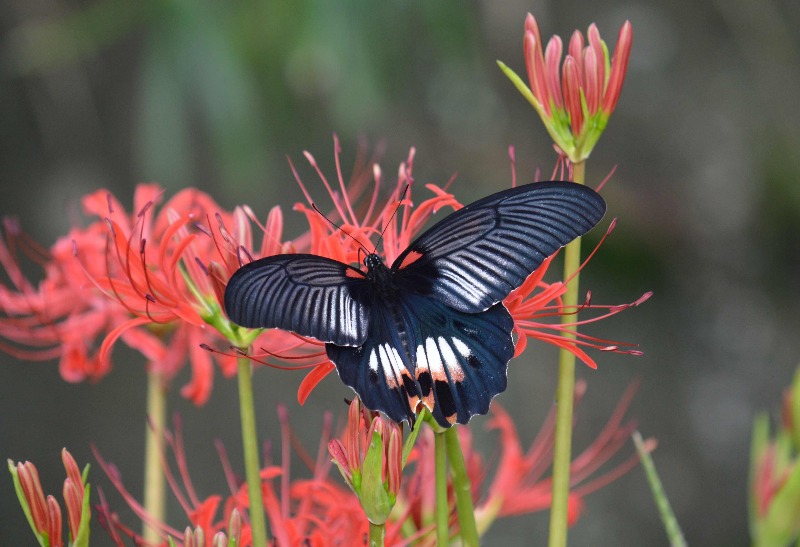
2, 0, 799, 544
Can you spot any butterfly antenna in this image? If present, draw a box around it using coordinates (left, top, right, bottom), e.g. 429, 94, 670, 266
311, 202, 370, 255
372, 184, 410, 254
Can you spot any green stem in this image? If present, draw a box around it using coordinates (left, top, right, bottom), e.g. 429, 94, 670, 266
434, 429, 449, 546
445, 427, 479, 547
548, 160, 586, 547
633, 432, 686, 547
142, 371, 167, 543
237, 357, 268, 547
369, 521, 386, 547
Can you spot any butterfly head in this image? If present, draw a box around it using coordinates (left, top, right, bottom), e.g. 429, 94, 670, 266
364, 253, 385, 272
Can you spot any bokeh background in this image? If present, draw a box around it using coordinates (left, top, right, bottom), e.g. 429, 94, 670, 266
2, 0, 799, 544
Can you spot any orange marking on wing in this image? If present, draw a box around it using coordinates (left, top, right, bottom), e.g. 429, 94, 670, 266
345, 267, 366, 279
418, 394, 435, 414
398, 250, 424, 269
407, 394, 421, 414
447, 364, 465, 382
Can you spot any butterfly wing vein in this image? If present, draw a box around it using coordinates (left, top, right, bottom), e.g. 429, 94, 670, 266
224, 254, 369, 346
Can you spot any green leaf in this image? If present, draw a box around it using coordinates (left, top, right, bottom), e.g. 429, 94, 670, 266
496, 60, 540, 113
72, 483, 91, 547
360, 429, 393, 525
402, 410, 425, 467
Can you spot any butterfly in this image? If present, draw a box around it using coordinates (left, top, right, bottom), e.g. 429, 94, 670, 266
224, 181, 606, 427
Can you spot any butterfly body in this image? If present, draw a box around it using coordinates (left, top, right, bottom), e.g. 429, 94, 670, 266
224, 181, 606, 427
361, 254, 402, 302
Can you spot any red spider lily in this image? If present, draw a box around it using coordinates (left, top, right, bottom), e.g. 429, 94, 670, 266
0, 218, 124, 382
94, 409, 407, 547
329, 398, 403, 524
474, 380, 647, 528
504, 235, 651, 370
8, 449, 91, 547
499, 14, 633, 162
0, 183, 294, 404
93, 385, 644, 545
0, 190, 203, 403
376, 382, 646, 539
71, 184, 262, 404
394, 381, 647, 537
269, 139, 645, 405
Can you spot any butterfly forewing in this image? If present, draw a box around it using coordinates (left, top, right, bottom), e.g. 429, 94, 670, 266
224, 254, 370, 346
327, 292, 513, 426
392, 181, 606, 313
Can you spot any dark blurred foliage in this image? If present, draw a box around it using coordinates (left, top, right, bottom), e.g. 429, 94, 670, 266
2, 0, 799, 545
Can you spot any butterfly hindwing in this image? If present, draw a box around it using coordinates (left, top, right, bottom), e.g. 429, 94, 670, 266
224, 254, 370, 346
327, 292, 514, 427
392, 181, 606, 313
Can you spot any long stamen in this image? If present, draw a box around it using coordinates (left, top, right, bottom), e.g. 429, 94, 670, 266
361, 163, 382, 228
199, 344, 325, 371
332, 134, 360, 227
303, 151, 350, 225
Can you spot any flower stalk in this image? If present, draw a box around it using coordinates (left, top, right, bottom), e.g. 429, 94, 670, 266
142, 371, 168, 543
237, 355, 268, 547
368, 521, 386, 547
498, 13, 634, 545
446, 427, 479, 547
549, 160, 586, 547
633, 432, 685, 546
434, 429, 449, 546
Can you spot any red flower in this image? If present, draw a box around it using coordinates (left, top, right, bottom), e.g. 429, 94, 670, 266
0, 217, 122, 382
499, 14, 633, 162
8, 449, 91, 547
392, 382, 646, 536
94, 409, 406, 547
329, 398, 403, 524
475, 381, 646, 527
1, 183, 298, 404
504, 247, 651, 369
73, 184, 248, 404
92, 386, 644, 544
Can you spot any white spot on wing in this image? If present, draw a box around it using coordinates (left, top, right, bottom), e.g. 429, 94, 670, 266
379, 343, 408, 389
425, 337, 443, 376
390, 346, 404, 372
438, 336, 463, 379
369, 349, 378, 372
451, 337, 472, 359
378, 344, 391, 369
416, 344, 429, 373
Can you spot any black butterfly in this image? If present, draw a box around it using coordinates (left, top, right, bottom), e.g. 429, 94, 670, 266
224, 181, 606, 427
